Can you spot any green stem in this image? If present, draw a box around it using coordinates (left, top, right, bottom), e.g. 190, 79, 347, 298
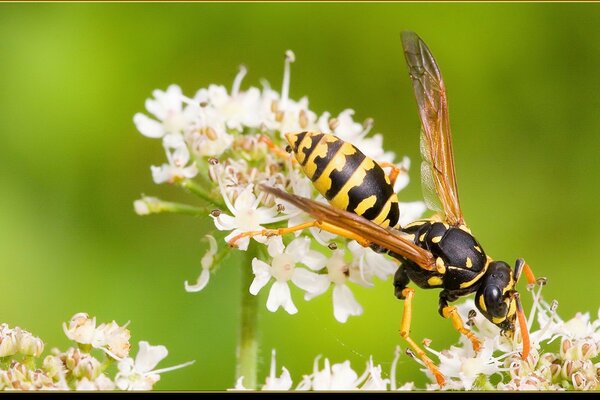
179, 179, 226, 210
138, 197, 212, 216
236, 244, 259, 390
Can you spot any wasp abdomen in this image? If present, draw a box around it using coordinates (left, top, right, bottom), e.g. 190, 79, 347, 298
285, 131, 399, 228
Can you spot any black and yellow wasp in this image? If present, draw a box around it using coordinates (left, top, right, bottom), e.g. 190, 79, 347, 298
231, 31, 539, 386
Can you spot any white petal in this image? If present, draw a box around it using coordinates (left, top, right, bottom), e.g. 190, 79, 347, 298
267, 236, 285, 257
150, 165, 170, 184
284, 237, 309, 260
330, 361, 360, 389
184, 268, 210, 292
398, 201, 427, 227
291, 268, 330, 300
222, 229, 248, 249
134, 341, 168, 373
134, 113, 165, 138
332, 284, 363, 323
266, 281, 297, 314
233, 185, 257, 211
213, 214, 237, 231
302, 250, 327, 271
263, 367, 293, 391
250, 258, 272, 295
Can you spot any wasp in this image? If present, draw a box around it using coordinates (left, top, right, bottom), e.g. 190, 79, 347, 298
230, 31, 540, 386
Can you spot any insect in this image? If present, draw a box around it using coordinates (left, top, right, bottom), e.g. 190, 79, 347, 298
230, 31, 540, 386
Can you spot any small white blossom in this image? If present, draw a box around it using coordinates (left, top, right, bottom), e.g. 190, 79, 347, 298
115, 341, 194, 391
134, 84, 195, 139
324, 250, 363, 323
150, 133, 198, 184
250, 237, 329, 315
262, 350, 293, 391
212, 183, 288, 251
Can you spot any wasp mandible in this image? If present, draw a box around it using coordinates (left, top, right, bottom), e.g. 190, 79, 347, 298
231, 31, 541, 386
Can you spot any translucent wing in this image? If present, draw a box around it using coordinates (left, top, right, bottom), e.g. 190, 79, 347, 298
260, 184, 436, 271
402, 31, 464, 227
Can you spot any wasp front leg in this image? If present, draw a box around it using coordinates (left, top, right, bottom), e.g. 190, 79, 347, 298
439, 292, 481, 352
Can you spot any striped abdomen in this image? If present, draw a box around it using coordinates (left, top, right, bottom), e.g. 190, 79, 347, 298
285, 131, 399, 228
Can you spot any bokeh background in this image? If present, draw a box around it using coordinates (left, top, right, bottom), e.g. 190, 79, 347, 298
2, 2, 600, 390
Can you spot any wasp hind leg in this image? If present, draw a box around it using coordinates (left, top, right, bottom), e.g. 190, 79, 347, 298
399, 288, 446, 387
439, 292, 481, 352
227, 220, 372, 248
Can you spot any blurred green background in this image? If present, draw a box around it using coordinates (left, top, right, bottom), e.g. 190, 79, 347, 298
1, 2, 600, 390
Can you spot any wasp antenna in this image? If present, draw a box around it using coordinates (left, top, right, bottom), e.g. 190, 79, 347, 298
514, 292, 531, 361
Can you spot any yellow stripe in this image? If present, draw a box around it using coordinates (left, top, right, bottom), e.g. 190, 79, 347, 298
458, 260, 489, 289
302, 135, 338, 179
295, 132, 315, 165
371, 194, 399, 226
312, 143, 357, 196
354, 195, 377, 216
478, 294, 487, 312
330, 156, 375, 211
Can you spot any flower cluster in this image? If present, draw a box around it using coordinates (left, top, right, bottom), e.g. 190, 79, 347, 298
0, 314, 192, 391
225, 285, 600, 391
134, 51, 425, 323
232, 348, 414, 391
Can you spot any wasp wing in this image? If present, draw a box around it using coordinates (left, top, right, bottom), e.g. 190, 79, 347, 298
402, 31, 464, 227
260, 184, 436, 271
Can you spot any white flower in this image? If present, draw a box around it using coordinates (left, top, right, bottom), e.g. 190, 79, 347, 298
212, 183, 289, 251
63, 313, 97, 345
250, 237, 329, 314
115, 341, 194, 391
150, 133, 198, 184
311, 358, 360, 390
94, 321, 131, 359
185, 235, 218, 292
347, 240, 398, 287
424, 338, 504, 390
193, 66, 264, 131
262, 350, 293, 390
325, 250, 363, 323
134, 84, 195, 139
63, 313, 131, 360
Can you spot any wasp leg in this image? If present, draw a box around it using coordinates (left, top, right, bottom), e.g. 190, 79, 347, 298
258, 135, 296, 163
227, 220, 372, 248
377, 161, 405, 188
438, 293, 481, 352
399, 288, 446, 387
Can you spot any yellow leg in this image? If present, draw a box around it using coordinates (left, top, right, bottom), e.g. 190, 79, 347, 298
442, 305, 481, 352
259, 135, 296, 163
400, 288, 446, 387
228, 220, 372, 248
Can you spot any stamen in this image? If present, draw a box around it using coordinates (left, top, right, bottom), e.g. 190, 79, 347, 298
359, 118, 374, 139
269, 349, 277, 380
231, 65, 247, 97
211, 163, 236, 214
390, 346, 401, 391
281, 50, 295, 109
152, 360, 196, 375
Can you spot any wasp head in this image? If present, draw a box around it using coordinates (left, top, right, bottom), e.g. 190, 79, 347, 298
475, 261, 519, 333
